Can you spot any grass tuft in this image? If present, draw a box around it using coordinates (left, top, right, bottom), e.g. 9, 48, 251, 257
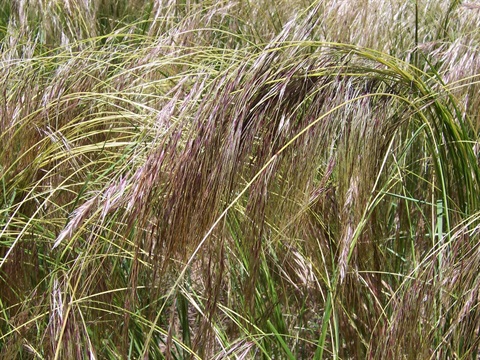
1, 0, 480, 358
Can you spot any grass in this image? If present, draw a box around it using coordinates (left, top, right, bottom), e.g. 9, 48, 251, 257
1, 0, 480, 358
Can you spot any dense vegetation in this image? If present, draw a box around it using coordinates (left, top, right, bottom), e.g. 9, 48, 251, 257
1, 0, 480, 358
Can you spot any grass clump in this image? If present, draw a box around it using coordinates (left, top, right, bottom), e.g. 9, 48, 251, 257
1, 0, 480, 358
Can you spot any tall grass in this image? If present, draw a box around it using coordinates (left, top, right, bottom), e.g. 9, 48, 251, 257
1, 0, 480, 358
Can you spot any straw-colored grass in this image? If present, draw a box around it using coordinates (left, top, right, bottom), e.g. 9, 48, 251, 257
1, 0, 480, 358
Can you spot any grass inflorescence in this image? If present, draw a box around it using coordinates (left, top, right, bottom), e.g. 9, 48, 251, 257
1, 0, 480, 358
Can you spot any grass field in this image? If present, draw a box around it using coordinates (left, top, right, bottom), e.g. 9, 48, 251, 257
1, 0, 480, 358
